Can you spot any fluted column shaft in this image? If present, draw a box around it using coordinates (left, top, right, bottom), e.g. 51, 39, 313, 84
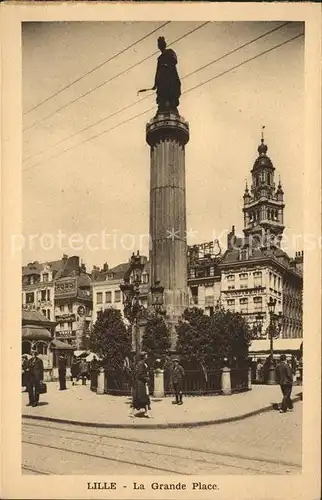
146, 112, 189, 320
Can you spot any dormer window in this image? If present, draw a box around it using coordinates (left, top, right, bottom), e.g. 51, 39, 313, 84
42, 273, 49, 282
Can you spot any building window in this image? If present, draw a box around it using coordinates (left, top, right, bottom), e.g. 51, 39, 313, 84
96, 292, 103, 304
228, 285, 235, 290
227, 275, 235, 281
253, 271, 262, 287
68, 303, 72, 313
60, 305, 64, 313
240, 298, 248, 313
253, 296, 263, 312
47, 309, 51, 320
189, 268, 196, 278
42, 273, 49, 282
42, 309, 46, 317
26, 292, 34, 304
105, 291, 112, 303
227, 299, 235, 311
239, 273, 248, 280
142, 273, 149, 284
240, 249, 248, 261
47, 289, 51, 301
41, 290, 47, 301
210, 267, 215, 277
114, 290, 121, 302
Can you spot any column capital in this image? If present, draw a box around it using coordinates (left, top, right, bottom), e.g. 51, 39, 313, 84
146, 112, 189, 147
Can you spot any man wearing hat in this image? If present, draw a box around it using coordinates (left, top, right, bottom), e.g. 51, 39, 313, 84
26, 349, 44, 407
171, 358, 185, 405
58, 353, 67, 390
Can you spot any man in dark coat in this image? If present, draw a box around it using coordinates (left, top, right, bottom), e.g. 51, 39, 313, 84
171, 358, 185, 405
70, 356, 80, 385
130, 352, 152, 418
275, 354, 293, 413
26, 349, 44, 407
58, 353, 67, 390
79, 359, 88, 385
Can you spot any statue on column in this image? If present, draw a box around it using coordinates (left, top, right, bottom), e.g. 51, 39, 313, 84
138, 37, 181, 114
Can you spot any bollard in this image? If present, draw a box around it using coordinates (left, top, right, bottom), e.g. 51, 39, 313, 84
248, 367, 252, 390
96, 367, 105, 395
153, 368, 165, 398
221, 366, 231, 395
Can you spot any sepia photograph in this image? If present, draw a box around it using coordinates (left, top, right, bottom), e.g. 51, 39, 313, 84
20, 20, 306, 476
0, 4, 321, 499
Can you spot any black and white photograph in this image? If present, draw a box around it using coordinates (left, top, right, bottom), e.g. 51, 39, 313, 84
1, 4, 321, 500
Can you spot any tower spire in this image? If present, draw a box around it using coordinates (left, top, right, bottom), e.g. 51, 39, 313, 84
258, 126, 268, 155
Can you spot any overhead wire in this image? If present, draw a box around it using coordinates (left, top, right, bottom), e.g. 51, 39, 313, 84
23, 21, 291, 164
23, 21, 170, 116
23, 31, 303, 175
23, 21, 210, 132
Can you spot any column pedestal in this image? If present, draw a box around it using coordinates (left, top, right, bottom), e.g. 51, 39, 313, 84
153, 368, 165, 398
221, 367, 232, 395
97, 368, 105, 395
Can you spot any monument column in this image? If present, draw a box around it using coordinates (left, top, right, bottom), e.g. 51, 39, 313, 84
146, 112, 189, 332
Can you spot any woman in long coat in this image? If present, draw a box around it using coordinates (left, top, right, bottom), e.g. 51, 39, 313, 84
130, 352, 152, 418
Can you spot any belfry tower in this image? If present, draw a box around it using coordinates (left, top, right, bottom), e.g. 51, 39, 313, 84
243, 130, 285, 248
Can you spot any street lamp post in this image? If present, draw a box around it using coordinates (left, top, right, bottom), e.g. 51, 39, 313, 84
120, 251, 146, 361
267, 297, 284, 385
150, 281, 165, 315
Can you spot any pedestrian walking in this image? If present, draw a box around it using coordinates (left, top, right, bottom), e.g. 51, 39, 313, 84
171, 358, 185, 405
26, 349, 44, 407
70, 356, 80, 385
58, 353, 67, 390
275, 354, 293, 413
79, 359, 88, 385
130, 352, 152, 418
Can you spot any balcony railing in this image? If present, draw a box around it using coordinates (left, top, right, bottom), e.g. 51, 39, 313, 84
55, 330, 76, 338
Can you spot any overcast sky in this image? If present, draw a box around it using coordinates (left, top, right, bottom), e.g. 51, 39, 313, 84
22, 21, 304, 270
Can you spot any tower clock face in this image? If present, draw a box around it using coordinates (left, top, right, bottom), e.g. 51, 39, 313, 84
77, 305, 85, 316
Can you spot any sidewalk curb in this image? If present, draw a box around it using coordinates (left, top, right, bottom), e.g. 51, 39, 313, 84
22, 393, 302, 430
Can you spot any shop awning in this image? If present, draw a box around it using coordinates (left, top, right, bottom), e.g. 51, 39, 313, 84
73, 350, 88, 357
22, 326, 52, 341
250, 338, 303, 353
50, 339, 75, 350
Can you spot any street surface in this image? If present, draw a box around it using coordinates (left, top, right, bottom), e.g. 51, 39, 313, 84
22, 403, 302, 475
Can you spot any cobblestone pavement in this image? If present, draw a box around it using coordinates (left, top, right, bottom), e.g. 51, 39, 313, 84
22, 403, 302, 475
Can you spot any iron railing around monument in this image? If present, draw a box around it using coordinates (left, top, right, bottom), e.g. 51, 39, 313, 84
90, 369, 98, 392
90, 366, 249, 396
164, 369, 222, 396
230, 367, 249, 392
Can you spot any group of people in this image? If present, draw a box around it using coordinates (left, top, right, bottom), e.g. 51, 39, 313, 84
21, 351, 99, 405
255, 354, 302, 385
59, 355, 98, 390
129, 352, 185, 418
